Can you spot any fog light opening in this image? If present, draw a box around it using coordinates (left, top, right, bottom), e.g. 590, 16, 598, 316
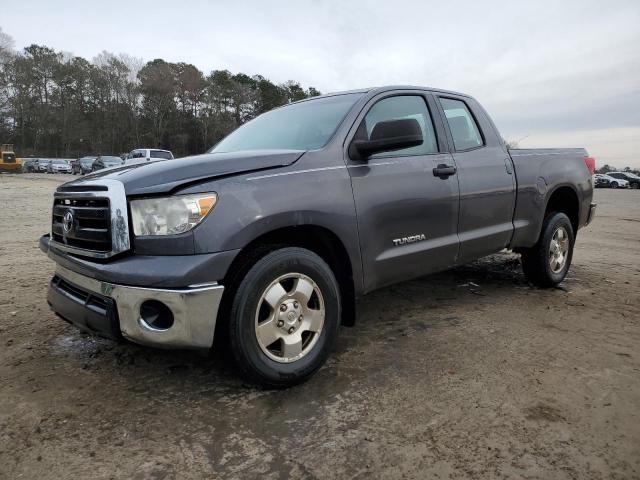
140, 300, 174, 331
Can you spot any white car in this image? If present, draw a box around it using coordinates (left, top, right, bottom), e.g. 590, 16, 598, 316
607, 171, 640, 189
124, 148, 174, 166
594, 173, 629, 189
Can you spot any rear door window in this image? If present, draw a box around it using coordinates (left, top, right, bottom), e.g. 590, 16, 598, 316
439, 98, 484, 151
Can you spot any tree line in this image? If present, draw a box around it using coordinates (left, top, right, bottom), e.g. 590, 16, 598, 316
0, 28, 320, 159
595, 165, 639, 176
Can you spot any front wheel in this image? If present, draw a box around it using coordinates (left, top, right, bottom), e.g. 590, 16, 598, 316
610, 182, 618, 189
521, 212, 575, 288
227, 247, 340, 387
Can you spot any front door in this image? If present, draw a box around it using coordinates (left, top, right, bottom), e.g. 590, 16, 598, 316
347, 93, 460, 292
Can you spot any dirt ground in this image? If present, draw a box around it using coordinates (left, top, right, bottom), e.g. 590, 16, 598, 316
0, 173, 638, 480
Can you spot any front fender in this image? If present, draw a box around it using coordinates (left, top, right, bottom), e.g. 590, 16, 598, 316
184, 158, 364, 294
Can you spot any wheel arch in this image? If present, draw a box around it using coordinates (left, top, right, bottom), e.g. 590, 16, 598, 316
544, 185, 580, 235
221, 224, 358, 327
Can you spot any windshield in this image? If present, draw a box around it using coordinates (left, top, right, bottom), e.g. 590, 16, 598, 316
80, 159, 95, 165
52, 160, 67, 165
150, 150, 173, 160
209, 93, 363, 153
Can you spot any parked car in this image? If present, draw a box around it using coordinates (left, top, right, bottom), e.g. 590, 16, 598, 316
594, 173, 629, 189
73, 156, 97, 175
21, 158, 37, 173
124, 148, 174, 166
594, 174, 611, 188
35, 159, 51, 172
47, 159, 72, 174
40, 85, 596, 387
91, 155, 124, 172
607, 171, 640, 189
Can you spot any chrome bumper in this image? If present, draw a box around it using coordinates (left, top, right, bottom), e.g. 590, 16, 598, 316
52, 265, 224, 349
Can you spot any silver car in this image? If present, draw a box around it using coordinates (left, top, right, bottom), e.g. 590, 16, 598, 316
47, 159, 72, 174
594, 173, 629, 189
36, 159, 51, 172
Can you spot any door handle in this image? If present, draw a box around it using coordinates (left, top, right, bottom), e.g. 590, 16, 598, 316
432, 164, 457, 179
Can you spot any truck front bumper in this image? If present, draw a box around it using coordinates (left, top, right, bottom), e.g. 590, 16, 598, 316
48, 264, 224, 349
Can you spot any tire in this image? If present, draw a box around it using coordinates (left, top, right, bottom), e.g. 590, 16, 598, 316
631, 182, 639, 189
227, 247, 340, 388
521, 212, 575, 288
610, 182, 618, 189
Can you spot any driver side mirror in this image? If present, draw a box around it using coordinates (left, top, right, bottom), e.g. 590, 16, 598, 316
349, 118, 423, 160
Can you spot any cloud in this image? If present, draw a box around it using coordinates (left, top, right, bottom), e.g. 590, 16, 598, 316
520, 126, 640, 170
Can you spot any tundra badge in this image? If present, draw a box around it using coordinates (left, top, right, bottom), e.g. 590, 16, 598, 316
393, 234, 426, 246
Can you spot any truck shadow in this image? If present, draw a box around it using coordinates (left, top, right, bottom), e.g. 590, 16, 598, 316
54, 252, 546, 394
334, 252, 530, 355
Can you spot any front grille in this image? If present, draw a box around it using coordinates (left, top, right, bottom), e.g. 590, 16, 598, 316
49, 179, 130, 258
52, 197, 112, 252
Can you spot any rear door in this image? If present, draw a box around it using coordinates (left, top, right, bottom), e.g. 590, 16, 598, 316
436, 95, 516, 263
347, 92, 460, 291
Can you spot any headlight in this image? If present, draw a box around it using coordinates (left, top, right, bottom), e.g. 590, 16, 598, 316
130, 193, 217, 236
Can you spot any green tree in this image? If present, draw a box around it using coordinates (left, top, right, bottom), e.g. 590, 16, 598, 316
0, 41, 320, 158
138, 59, 177, 148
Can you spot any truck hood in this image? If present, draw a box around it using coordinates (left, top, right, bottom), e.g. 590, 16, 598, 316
61, 150, 305, 195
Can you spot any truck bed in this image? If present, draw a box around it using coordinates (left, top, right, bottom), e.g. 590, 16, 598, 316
508, 148, 593, 248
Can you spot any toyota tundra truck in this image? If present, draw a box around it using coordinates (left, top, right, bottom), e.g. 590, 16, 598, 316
39, 86, 597, 387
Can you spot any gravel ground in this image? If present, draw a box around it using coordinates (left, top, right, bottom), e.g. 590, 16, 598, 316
0, 173, 638, 480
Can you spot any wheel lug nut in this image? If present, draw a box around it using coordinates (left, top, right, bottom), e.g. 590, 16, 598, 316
288, 327, 295, 334
293, 301, 299, 309
279, 304, 287, 312
277, 320, 284, 327
298, 315, 303, 322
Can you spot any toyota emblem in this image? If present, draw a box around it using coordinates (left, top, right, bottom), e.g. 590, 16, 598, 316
62, 210, 74, 233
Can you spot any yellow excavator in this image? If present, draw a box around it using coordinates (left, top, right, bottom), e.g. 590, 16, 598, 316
0, 144, 21, 172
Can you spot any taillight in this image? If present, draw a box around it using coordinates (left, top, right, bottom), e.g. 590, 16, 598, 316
584, 156, 596, 175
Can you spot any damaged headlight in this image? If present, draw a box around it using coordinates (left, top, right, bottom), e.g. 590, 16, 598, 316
130, 193, 217, 236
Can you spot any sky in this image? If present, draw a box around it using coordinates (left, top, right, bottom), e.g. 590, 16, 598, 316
3, 0, 640, 167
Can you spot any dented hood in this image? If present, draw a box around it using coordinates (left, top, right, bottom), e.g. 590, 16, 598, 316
61, 150, 305, 195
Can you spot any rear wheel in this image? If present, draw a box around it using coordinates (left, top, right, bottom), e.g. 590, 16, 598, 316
227, 247, 340, 387
521, 212, 574, 288
631, 182, 639, 189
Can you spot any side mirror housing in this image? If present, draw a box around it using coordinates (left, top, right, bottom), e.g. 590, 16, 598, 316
349, 118, 423, 160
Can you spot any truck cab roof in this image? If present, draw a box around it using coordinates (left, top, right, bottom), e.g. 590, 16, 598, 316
298, 85, 474, 104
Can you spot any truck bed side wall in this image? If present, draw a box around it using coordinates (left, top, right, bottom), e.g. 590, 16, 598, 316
509, 148, 593, 249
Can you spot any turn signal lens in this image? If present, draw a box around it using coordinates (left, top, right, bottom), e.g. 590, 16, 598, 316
196, 196, 217, 217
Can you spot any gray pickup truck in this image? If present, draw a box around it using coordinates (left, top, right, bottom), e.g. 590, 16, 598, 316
39, 86, 596, 387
